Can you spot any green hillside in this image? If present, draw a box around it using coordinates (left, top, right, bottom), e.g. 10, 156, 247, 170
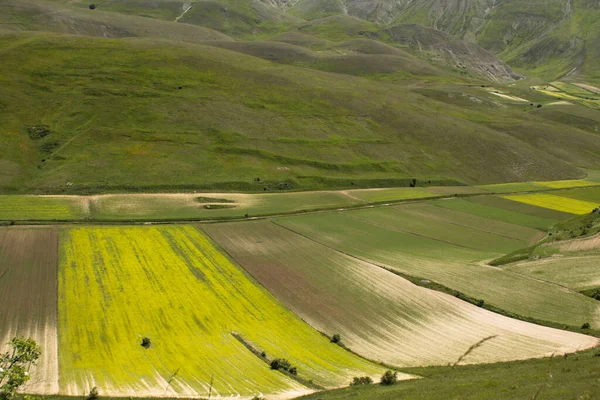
4, 25, 600, 193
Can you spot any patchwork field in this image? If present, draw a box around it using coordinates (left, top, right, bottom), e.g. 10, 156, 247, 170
0, 227, 59, 394
275, 212, 600, 328
503, 193, 599, 215
203, 220, 598, 368
0, 181, 598, 222
58, 225, 385, 397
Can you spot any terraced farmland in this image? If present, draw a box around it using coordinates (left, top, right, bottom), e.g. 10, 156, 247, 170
503, 193, 599, 215
275, 212, 600, 328
0, 227, 59, 394
203, 220, 598, 368
58, 225, 384, 397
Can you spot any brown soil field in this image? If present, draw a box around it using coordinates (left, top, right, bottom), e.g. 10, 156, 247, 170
0, 227, 59, 394
202, 221, 598, 368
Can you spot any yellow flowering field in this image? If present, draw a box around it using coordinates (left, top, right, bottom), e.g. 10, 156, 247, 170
58, 225, 384, 397
534, 180, 599, 189
502, 193, 599, 215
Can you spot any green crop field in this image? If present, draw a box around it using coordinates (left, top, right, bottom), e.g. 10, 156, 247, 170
58, 225, 384, 397
0, 227, 59, 394
477, 182, 545, 193
468, 196, 576, 220
432, 198, 566, 230
550, 187, 600, 203
507, 255, 600, 292
344, 207, 531, 255
394, 203, 545, 243
275, 212, 600, 328
0, 195, 87, 221
203, 220, 597, 368
503, 193, 599, 215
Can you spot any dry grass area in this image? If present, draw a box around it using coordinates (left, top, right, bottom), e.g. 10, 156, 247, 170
202, 220, 599, 368
0, 227, 59, 394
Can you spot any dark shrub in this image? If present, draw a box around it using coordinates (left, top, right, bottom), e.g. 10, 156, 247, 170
289, 367, 297, 375
141, 337, 151, 349
380, 370, 397, 386
350, 376, 373, 386
330, 334, 341, 344
270, 358, 291, 371
581, 322, 591, 330
87, 387, 99, 400
89, 4, 96, 9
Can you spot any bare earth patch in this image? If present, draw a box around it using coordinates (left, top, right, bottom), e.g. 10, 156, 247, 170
0, 227, 59, 394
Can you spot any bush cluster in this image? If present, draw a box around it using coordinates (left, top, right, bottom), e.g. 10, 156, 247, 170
270, 358, 297, 375
380, 370, 398, 386
350, 376, 373, 386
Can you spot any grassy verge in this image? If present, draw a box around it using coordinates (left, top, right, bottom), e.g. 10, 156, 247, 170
298, 346, 600, 400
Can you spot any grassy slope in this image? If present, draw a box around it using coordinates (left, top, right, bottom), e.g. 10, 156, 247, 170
275, 211, 600, 328
2, 32, 595, 194
58, 225, 383, 397
298, 346, 600, 400
203, 220, 597, 368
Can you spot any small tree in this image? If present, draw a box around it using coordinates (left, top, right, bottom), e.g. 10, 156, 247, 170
141, 337, 151, 349
380, 370, 398, 386
330, 334, 341, 344
0, 337, 41, 399
89, 4, 96, 9
289, 367, 297, 375
350, 376, 373, 386
87, 386, 99, 400
581, 322, 591, 330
